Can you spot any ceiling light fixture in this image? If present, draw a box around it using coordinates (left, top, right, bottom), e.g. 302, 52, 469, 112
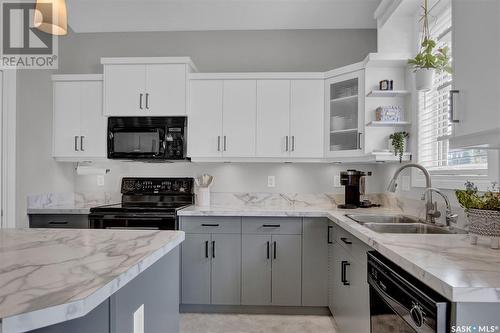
33, 0, 68, 36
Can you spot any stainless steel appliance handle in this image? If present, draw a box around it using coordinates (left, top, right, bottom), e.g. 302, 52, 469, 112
449, 89, 460, 123
145, 93, 150, 109
139, 93, 143, 110
80, 136, 85, 151
74, 136, 79, 151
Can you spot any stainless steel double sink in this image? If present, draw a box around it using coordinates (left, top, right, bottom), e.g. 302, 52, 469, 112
346, 214, 467, 234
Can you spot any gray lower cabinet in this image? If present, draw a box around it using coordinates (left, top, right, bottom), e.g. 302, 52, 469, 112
180, 217, 241, 305
302, 218, 329, 306
29, 214, 89, 228
241, 217, 302, 306
329, 224, 370, 333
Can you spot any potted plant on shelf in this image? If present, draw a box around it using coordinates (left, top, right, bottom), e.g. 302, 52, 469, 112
389, 131, 409, 163
408, 0, 452, 91
456, 181, 500, 249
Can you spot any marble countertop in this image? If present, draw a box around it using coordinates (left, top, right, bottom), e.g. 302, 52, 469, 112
0, 229, 184, 333
27, 203, 109, 215
178, 205, 500, 303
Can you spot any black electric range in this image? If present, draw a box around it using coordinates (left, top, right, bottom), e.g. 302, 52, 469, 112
89, 178, 194, 230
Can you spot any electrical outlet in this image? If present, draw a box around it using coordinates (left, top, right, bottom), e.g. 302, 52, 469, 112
267, 176, 276, 188
401, 176, 411, 191
97, 175, 105, 187
334, 175, 341, 187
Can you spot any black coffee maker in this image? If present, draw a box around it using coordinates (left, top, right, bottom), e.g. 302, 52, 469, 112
338, 170, 374, 209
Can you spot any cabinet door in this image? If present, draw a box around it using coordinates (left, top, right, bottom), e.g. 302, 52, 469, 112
181, 233, 211, 304
325, 71, 364, 157
53, 81, 82, 158
145, 64, 187, 116
104, 64, 145, 116
241, 234, 271, 305
331, 243, 349, 328
79, 81, 106, 158
222, 80, 257, 157
256, 80, 291, 158
302, 218, 329, 306
342, 256, 370, 333
271, 234, 302, 306
327, 224, 335, 313
188, 80, 223, 158
451, 0, 500, 139
211, 233, 241, 305
290, 80, 324, 158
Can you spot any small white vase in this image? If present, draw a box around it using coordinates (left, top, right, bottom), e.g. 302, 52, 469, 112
197, 187, 211, 207
415, 69, 434, 92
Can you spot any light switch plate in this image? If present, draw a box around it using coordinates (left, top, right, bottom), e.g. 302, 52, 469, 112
334, 175, 341, 187
267, 176, 276, 188
97, 175, 105, 186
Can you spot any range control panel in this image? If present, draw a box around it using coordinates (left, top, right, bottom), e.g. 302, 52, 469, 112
121, 178, 194, 195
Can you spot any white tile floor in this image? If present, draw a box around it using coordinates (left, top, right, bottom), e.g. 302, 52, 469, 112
180, 313, 338, 333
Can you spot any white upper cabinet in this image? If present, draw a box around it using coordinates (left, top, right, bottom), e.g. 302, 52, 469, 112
450, 0, 500, 148
256, 80, 291, 158
102, 57, 195, 117
53, 75, 106, 160
222, 80, 257, 157
325, 70, 364, 158
290, 80, 324, 158
188, 80, 223, 158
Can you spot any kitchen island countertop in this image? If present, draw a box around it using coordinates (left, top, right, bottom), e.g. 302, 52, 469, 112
0, 228, 184, 332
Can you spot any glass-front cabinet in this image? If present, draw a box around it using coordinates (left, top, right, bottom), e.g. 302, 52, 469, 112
325, 70, 364, 157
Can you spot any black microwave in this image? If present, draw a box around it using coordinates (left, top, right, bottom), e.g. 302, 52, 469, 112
107, 117, 188, 161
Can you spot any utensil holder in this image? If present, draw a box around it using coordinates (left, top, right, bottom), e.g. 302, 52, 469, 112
197, 187, 211, 207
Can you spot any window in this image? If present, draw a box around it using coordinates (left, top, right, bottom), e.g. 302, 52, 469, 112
417, 3, 488, 179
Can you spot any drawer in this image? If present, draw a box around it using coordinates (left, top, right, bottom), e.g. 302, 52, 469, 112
181, 217, 241, 234
334, 224, 371, 262
29, 214, 89, 229
242, 217, 302, 235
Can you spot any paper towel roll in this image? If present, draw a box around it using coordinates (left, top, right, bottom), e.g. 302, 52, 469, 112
76, 166, 110, 176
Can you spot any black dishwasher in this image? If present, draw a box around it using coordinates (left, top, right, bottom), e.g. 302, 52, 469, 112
367, 251, 449, 333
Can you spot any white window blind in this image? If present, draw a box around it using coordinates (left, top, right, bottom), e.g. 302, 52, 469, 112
417, 3, 488, 174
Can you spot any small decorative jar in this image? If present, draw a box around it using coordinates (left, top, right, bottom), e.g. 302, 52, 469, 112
467, 209, 500, 249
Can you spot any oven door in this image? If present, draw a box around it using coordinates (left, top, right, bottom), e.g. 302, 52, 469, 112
89, 213, 176, 230
108, 128, 165, 159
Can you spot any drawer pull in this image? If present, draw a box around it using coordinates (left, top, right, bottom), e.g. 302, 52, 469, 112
273, 241, 277, 260
341, 237, 352, 245
212, 241, 216, 258
262, 224, 280, 228
49, 221, 68, 225
201, 224, 220, 227
266, 241, 270, 259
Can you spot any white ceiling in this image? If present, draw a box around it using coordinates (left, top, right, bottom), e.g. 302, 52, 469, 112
66, 0, 381, 33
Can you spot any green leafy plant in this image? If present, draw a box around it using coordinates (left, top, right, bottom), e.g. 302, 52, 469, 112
408, 0, 452, 74
389, 131, 409, 163
455, 181, 500, 211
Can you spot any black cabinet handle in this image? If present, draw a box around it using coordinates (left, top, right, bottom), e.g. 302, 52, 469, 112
49, 221, 68, 225
201, 224, 220, 227
212, 241, 216, 258
273, 241, 277, 260
262, 224, 281, 228
205, 241, 209, 258
341, 261, 350, 286
327, 225, 333, 244
341, 237, 352, 245
266, 241, 270, 259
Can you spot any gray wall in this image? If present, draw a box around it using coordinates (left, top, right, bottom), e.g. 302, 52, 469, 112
17, 28, 377, 226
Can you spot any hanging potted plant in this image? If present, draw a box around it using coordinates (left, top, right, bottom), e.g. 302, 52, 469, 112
455, 181, 500, 249
389, 131, 409, 163
408, 0, 452, 91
